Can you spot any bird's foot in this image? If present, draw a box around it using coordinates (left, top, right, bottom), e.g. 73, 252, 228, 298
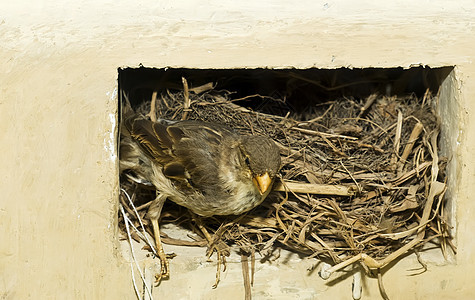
191, 212, 230, 288
206, 240, 230, 288
154, 252, 176, 285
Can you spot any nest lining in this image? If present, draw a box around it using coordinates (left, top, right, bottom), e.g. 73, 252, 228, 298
119, 80, 453, 289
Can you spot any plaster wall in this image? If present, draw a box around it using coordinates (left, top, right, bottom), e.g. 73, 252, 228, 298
1, 1, 475, 299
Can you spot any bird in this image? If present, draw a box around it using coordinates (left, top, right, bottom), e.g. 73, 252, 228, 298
119, 114, 281, 283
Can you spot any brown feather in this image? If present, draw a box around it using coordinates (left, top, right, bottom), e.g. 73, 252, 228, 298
125, 115, 173, 164
163, 162, 188, 179
121, 115, 281, 216
166, 126, 185, 142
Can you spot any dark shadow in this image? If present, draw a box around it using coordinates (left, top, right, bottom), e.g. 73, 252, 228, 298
118, 66, 453, 120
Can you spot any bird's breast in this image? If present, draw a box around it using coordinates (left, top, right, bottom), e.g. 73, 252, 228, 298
171, 176, 264, 217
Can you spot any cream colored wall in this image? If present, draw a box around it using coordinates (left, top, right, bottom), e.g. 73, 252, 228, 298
1, 1, 475, 299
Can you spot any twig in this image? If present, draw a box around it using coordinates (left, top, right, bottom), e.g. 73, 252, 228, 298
311, 232, 341, 263
357, 94, 378, 118
352, 271, 362, 300
345, 140, 384, 153
390, 161, 431, 186
181, 77, 190, 120
241, 252, 252, 300
189, 82, 215, 94
273, 181, 357, 196
339, 161, 362, 193
291, 126, 359, 140
398, 122, 424, 174
120, 205, 154, 300
377, 270, 390, 300
161, 235, 208, 247
391, 110, 403, 171
299, 102, 335, 124
250, 249, 256, 286
231, 94, 280, 103
121, 188, 157, 253
322, 135, 347, 157
408, 250, 428, 276
149, 91, 157, 122
288, 71, 375, 91
130, 262, 141, 300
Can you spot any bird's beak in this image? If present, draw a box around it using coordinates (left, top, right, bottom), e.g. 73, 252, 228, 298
253, 172, 273, 195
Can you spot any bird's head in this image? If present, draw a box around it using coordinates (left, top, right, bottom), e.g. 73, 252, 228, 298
240, 135, 281, 196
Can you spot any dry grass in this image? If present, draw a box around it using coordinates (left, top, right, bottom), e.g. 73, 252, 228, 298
119, 80, 453, 295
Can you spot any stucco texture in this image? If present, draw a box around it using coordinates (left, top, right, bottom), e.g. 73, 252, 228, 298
1, 1, 475, 299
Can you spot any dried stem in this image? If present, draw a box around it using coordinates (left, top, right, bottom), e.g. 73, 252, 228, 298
121, 89, 449, 293
273, 181, 357, 196
181, 77, 190, 120
241, 252, 252, 300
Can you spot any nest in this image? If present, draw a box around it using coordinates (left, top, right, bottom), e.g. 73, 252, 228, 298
119, 79, 453, 296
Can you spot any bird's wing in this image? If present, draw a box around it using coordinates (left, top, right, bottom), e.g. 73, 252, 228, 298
124, 115, 181, 164
170, 121, 235, 190
125, 116, 233, 190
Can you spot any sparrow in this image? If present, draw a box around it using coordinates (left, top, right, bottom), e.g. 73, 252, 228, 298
119, 114, 281, 282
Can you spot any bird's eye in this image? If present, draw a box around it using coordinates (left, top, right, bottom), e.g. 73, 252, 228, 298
244, 156, 251, 166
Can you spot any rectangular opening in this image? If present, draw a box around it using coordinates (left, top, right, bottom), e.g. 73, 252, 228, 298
117, 66, 456, 289
118, 67, 452, 116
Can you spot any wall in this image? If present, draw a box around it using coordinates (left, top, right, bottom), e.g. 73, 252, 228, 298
1, 1, 475, 299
